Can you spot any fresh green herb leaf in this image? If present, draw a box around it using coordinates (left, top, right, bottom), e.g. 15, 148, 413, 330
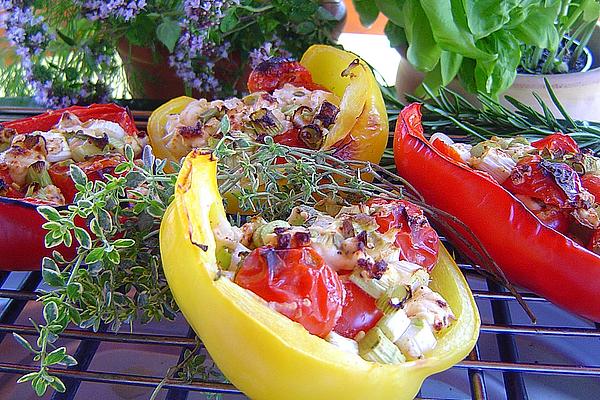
156, 18, 181, 52
44, 347, 67, 366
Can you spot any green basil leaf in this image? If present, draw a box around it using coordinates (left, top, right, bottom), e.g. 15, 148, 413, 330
353, 0, 380, 27
440, 50, 463, 85
462, 0, 513, 38
419, 0, 495, 61
458, 58, 478, 93
474, 30, 520, 96
416, 61, 443, 97
582, 0, 600, 22
384, 20, 407, 47
510, 1, 560, 49
405, 0, 441, 72
375, 0, 407, 26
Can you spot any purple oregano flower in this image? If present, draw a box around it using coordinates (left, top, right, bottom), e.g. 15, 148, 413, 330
169, 0, 238, 95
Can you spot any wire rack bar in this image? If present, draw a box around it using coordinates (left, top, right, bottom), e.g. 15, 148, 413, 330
467, 345, 487, 400
0, 363, 240, 394
488, 280, 528, 400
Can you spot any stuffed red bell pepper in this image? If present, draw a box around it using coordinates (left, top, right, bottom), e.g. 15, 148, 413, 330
0, 104, 145, 270
394, 103, 600, 322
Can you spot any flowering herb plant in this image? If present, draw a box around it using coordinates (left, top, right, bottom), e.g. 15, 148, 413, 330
0, 0, 342, 107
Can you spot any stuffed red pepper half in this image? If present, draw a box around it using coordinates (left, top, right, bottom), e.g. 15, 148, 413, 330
0, 104, 145, 270
394, 102, 600, 322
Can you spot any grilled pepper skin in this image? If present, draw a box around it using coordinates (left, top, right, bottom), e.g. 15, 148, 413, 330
0, 104, 138, 270
394, 103, 600, 322
147, 45, 389, 165
160, 151, 480, 400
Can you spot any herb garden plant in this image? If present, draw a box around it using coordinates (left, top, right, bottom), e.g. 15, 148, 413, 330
355, 0, 600, 98
0, 0, 343, 106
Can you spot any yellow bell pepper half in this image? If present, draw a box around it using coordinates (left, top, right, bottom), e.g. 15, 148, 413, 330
160, 151, 480, 400
147, 45, 389, 165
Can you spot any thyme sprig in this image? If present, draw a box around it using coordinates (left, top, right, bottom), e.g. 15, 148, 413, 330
16, 135, 525, 396
15, 145, 179, 396
390, 80, 600, 154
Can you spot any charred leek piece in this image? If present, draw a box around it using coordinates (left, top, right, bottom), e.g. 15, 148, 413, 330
26, 160, 53, 187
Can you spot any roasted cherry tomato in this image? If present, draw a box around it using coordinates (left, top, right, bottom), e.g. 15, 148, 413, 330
0, 165, 23, 198
368, 198, 439, 271
532, 133, 580, 154
333, 279, 382, 339
247, 58, 324, 93
48, 154, 126, 203
502, 155, 568, 208
234, 246, 344, 338
273, 128, 304, 148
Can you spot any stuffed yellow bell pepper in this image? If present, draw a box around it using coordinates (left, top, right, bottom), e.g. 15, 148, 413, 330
160, 151, 480, 400
147, 45, 388, 165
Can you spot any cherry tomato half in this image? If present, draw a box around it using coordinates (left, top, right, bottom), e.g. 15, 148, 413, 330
333, 279, 382, 339
532, 133, 580, 154
368, 198, 440, 271
502, 156, 568, 209
247, 58, 324, 93
273, 128, 304, 148
234, 246, 344, 338
0, 165, 23, 198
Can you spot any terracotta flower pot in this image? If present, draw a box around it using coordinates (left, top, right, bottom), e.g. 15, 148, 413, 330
117, 40, 187, 100
396, 24, 600, 122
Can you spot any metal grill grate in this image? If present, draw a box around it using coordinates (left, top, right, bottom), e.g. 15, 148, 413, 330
1, 107, 599, 400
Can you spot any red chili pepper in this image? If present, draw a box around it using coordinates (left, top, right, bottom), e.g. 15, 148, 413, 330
393, 102, 600, 322
0, 104, 138, 270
